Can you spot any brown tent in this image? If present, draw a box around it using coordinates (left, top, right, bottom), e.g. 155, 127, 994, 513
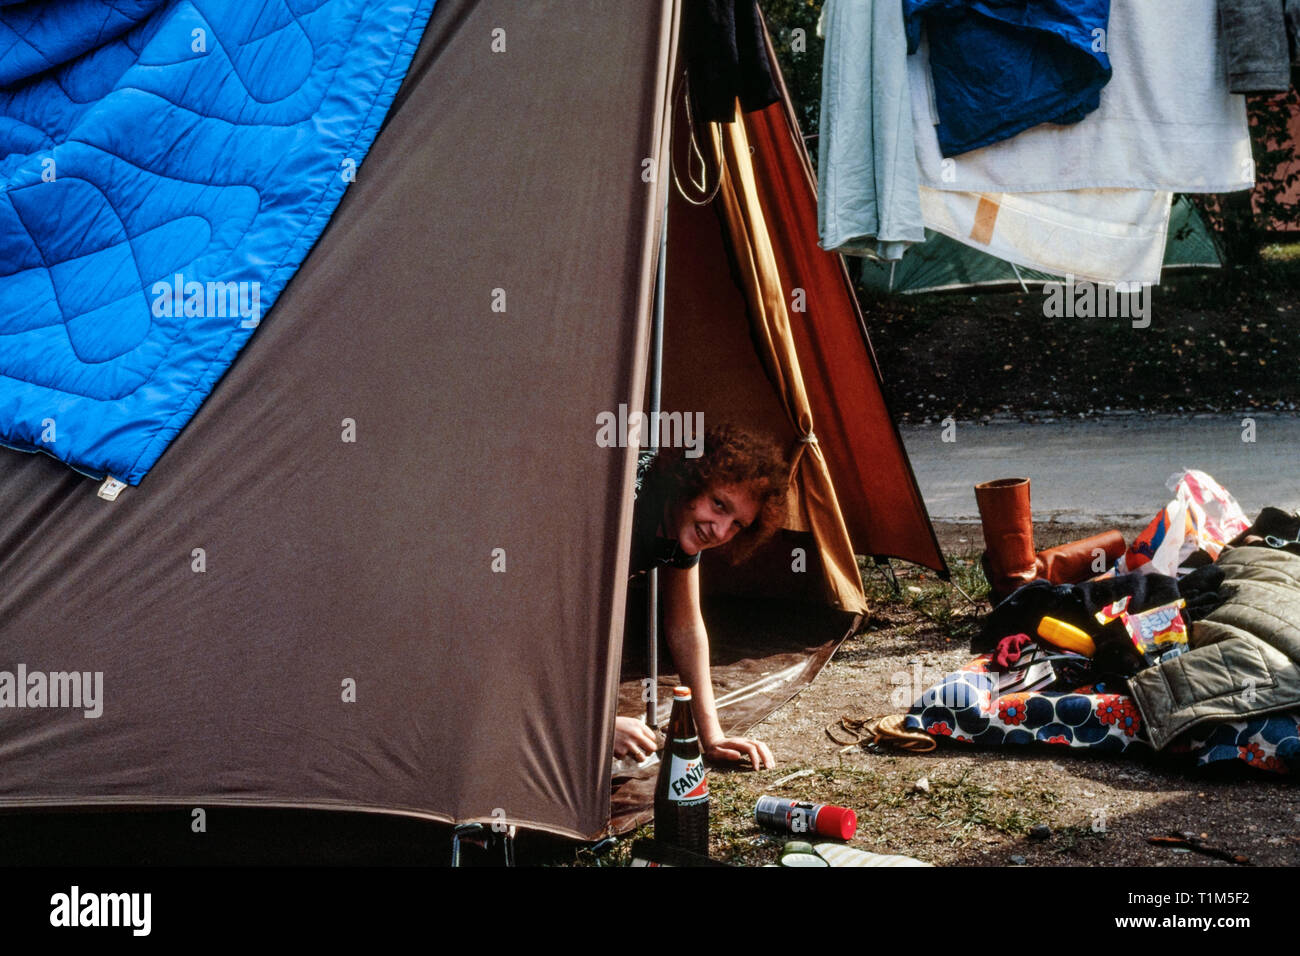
0, 0, 943, 843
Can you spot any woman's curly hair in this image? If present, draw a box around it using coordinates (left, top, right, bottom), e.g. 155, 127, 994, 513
640, 423, 789, 565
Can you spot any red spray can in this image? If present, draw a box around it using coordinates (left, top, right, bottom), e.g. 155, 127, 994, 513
754, 795, 857, 840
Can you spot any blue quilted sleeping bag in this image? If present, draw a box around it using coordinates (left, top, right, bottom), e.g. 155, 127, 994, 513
0, 0, 435, 483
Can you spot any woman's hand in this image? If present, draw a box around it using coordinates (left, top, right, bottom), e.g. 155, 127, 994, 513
702, 733, 775, 770
613, 716, 659, 762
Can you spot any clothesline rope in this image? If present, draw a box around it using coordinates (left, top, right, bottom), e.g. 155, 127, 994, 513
671, 72, 723, 207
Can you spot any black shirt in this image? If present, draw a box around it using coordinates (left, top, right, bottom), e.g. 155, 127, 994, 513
630, 452, 701, 575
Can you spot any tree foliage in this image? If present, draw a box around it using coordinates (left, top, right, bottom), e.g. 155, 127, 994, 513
758, 0, 824, 149
1194, 86, 1300, 265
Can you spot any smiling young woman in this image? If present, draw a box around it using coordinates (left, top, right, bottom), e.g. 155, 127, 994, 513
614, 423, 790, 770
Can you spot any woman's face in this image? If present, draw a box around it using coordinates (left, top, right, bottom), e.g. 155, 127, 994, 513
667, 482, 762, 556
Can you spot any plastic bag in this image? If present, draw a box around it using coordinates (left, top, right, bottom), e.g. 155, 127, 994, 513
1120, 600, 1190, 663
1118, 470, 1249, 577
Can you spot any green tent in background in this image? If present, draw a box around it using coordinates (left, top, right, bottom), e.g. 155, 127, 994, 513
857, 195, 1222, 295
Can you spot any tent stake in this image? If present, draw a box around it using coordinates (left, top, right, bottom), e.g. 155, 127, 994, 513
947, 577, 980, 608
873, 556, 901, 596
645, 181, 669, 731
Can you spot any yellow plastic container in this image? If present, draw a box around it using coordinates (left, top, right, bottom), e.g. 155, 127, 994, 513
1037, 616, 1096, 657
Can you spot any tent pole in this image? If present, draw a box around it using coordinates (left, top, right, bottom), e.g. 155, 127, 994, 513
1010, 261, 1029, 294
645, 187, 669, 731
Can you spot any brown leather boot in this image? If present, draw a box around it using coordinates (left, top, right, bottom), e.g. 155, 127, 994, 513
1034, 530, 1127, 585
974, 477, 1038, 601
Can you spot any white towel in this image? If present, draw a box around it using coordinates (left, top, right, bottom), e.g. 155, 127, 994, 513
919, 187, 1174, 286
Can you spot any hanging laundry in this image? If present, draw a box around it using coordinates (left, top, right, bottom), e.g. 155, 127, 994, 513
903, 0, 1112, 157
917, 186, 1173, 285
817, 0, 926, 259
816, 0, 930, 260
1218, 0, 1300, 93
683, 0, 780, 123
911, 0, 1255, 193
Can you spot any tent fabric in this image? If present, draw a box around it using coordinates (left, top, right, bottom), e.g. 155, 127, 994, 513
917, 187, 1174, 286
662, 89, 947, 580
715, 103, 866, 614
911, 0, 1254, 193
0, 0, 677, 842
859, 195, 1221, 294
1158, 199, 1224, 270
0, 0, 945, 841
0, 0, 436, 484
904, 0, 1112, 157
742, 95, 947, 575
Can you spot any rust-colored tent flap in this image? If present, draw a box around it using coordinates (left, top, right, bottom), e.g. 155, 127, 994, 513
714, 104, 868, 615
746, 23, 949, 576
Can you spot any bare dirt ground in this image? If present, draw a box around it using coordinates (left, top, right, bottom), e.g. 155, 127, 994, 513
586, 521, 1300, 868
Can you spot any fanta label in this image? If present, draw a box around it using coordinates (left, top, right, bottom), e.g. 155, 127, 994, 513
666, 752, 708, 803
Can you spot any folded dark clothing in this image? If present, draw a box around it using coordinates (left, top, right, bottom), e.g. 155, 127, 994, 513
1227, 506, 1300, 555
904, 0, 1112, 156
1179, 565, 1227, 622
976, 572, 1183, 652
974, 580, 1084, 653
684, 0, 780, 123
1074, 572, 1183, 617
1218, 0, 1300, 93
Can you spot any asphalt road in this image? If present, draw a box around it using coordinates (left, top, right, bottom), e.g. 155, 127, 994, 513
901, 413, 1300, 522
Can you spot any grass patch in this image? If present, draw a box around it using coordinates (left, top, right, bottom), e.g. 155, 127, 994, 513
1261, 241, 1300, 262
907, 769, 1061, 845
572, 764, 1070, 866
858, 548, 988, 643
